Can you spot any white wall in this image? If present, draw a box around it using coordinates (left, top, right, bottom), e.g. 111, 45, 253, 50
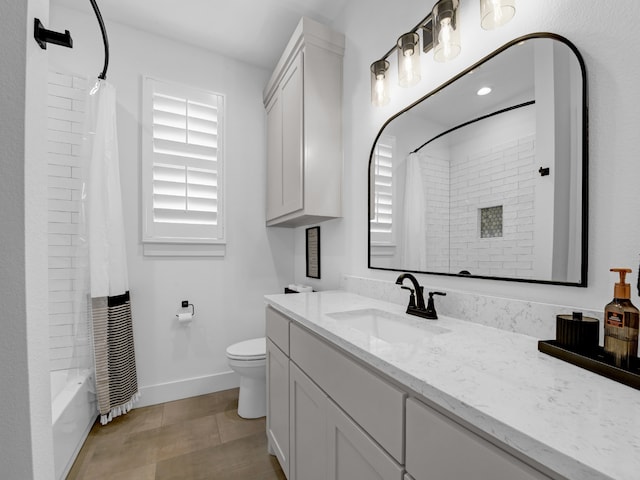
295, 0, 640, 313
0, 0, 55, 478
49, 5, 294, 405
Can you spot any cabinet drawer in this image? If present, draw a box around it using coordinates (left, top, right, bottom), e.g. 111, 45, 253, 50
290, 323, 405, 463
406, 398, 551, 480
266, 306, 290, 354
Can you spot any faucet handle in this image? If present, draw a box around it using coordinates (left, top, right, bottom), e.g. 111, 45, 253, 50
425, 291, 446, 320
401, 286, 417, 309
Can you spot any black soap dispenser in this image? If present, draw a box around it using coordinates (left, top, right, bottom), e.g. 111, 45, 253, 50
604, 268, 639, 369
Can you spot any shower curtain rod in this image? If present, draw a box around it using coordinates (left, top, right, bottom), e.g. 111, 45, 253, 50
411, 100, 535, 154
89, 0, 110, 80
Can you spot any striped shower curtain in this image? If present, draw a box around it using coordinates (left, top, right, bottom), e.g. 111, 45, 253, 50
87, 79, 139, 425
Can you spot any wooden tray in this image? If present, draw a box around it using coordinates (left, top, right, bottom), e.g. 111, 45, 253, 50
538, 340, 640, 390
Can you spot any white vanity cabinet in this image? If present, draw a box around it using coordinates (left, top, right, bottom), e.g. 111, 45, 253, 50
405, 398, 552, 480
263, 17, 344, 227
266, 306, 405, 479
266, 305, 557, 480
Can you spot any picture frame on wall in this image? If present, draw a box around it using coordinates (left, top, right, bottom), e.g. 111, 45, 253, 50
306, 226, 320, 279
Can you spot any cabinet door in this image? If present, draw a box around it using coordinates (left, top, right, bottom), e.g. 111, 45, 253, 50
279, 52, 304, 217
267, 339, 289, 477
406, 398, 551, 480
265, 91, 282, 221
289, 362, 327, 480
327, 401, 404, 480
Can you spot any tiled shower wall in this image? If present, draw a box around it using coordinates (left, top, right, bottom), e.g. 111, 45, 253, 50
449, 134, 536, 278
47, 71, 91, 372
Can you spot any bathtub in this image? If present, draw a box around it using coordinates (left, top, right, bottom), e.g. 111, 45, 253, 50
51, 369, 97, 480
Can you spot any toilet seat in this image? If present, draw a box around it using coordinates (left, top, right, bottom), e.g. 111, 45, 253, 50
226, 337, 266, 361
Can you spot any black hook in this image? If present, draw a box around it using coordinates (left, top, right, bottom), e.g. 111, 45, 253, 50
34, 18, 73, 49
539, 167, 550, 176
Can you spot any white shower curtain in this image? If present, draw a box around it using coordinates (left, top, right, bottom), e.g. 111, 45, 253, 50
401, 153, 427, 270
86, 79, 139, 425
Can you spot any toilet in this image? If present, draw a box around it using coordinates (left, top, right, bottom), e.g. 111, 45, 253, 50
226, 337, 267, 419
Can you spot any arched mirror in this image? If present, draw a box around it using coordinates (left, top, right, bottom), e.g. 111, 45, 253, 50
368, 33, 587, 286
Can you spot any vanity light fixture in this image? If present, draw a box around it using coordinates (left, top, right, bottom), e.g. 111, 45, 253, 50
370, 59, 391, 106
370, 0, 516, 106
477, 86, 492, 95
397, 32, 421, 87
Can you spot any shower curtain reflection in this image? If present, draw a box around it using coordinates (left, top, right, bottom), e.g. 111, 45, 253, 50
401, 153, 427, 270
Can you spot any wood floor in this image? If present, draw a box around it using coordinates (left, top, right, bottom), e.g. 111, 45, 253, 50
67, 388, 286, 480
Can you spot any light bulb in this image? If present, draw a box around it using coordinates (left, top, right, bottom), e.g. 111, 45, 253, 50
370, 60, 390, 106
490, 0, 503, 25
397, 32, 420, 87
477, 86, 492, 96
374, 75, 386, 105
402, 53, 415, 84
438, 18, 454, 60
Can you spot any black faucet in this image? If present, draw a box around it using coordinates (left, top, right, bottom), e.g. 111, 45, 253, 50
395, 273, 429, 318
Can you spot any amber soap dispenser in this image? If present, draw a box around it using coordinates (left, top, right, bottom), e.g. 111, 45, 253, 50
604, 268, 639, 369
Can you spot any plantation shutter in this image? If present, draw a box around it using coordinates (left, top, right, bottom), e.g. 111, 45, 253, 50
142, 78, 224, 244
371, 135, 394, 244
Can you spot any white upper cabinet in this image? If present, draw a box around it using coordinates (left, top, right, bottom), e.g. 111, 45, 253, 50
263, 17, 344, 227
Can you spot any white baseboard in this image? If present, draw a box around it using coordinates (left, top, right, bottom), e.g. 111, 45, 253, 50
137, 370, 239, 407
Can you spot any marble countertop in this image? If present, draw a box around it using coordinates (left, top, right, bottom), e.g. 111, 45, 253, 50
264, 290, 640, 480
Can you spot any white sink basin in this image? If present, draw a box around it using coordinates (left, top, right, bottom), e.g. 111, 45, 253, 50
326, 308, 449, 344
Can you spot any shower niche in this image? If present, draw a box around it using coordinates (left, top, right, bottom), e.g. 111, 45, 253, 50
368, 33, 588, 286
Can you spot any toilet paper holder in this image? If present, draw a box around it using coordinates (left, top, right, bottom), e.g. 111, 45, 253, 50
177, 300, 195, 318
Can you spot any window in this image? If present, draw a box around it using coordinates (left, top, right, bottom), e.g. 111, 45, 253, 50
370, 134, 395, 245
142, 77, 225, 255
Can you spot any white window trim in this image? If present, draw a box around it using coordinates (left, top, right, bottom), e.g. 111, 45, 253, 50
141, 76, 226, 256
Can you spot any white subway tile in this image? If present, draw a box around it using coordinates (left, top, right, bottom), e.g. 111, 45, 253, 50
49, 346, 74, 360
48, 175, 81, 189
48, 152, 81, 168
48, 246, 75, 257
47, 129, 82, 146
47, 187, 72, 201
48, 222, 78, 235
48, 278, 73, 292
49, 199, 79, 213
47, 106, 85, 123
48, 301, 73, 315
47, 141, 72, 156
48, 71, 73, 87
48, 234, 72, 246
48, 211, 72, 223
47, 95, 72, 110
47, 118, 72, 133
48, 83, 86, 101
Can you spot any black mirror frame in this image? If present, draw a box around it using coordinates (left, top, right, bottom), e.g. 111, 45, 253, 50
367, 32, 588, 287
